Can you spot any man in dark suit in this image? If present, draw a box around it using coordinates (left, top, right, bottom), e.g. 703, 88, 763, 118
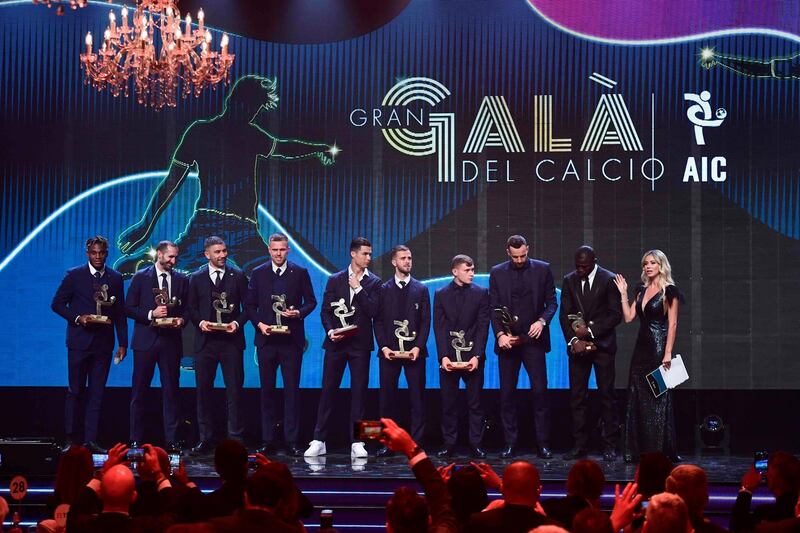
125, 241, 189, 449
245, 233, 317, 456
464, 461, 559, 533
489, 235, 557, 459
375, 245, 431, 457
186, 236, 249, 454
433, 254, 490, 459
559, 245, 622, 461
304, 237, 381, 459
208, 469, 298, 533
51, 236, 128, 453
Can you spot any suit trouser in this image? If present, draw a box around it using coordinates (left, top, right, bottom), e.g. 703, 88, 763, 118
313, 349, 371, 442
195, 341, 244, 441
440, 364, 485, 446
66, 347, 112, 442
257, 343, 302, 443
568, 348, 618, 450
129, 336, 181, 442
379, 357, 426, 443
498, 343, 550, 447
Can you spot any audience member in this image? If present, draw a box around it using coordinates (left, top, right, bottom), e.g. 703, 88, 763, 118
202, 439, 249, 520
208, 469, 300, 532
464, 461, 560, 533
530, 526, 569, 533
38, 445, 95, 532
572, 507, 614, 533
665, 464, 728, 533
643, 492, 691, 533
542, 459, 604, 528
637, 453, 674, 500
731, 452, 800, 532
258, 460, 314, 527
444, 465, 489, 528
0, 496, 8, 526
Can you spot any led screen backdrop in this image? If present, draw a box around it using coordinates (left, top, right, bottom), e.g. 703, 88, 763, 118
2, 0, 800, 389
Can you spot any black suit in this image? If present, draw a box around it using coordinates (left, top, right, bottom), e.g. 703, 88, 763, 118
245, 260, 316, 444
465, 503, 558, 533
489, 259, 557, 447
209, 508, 300, 533
374, 277, 431, 443
125, 266, 189, 443
558, 265, 622, 451
187, 265, 249, 442
433, 281, 490, 447
313, 268, 381, 442
51, 264, 128, 443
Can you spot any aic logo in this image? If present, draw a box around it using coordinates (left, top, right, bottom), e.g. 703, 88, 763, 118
349, 75, 663, 185
683, 90, 727, 182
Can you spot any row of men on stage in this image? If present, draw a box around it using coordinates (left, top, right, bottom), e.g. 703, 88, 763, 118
52, 233, 622, 461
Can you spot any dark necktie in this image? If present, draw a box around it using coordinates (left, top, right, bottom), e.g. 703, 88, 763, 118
399, 280, 407, 288
582, 277, 589, 296
276, 267, 283, 277
214, 270, 222, 288
94, 271, 102, 280
160, 273, 169, 297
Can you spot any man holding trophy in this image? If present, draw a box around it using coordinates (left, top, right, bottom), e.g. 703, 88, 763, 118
186, 236, 249, 454
433, 255, 490, 459
489, 235, 557, 459
304, 237, 381, 459
51, 236, 128, 453
374, 245, 431, 457
245, 233, 316, 457
124, 240, 189, 449
558, 245, 622, 461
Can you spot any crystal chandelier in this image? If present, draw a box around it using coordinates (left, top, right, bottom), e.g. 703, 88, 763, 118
32, 0, 89, 16
80, 1, 235, 110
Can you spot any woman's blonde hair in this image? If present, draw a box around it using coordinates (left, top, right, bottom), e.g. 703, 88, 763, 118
640, 249, 676, 312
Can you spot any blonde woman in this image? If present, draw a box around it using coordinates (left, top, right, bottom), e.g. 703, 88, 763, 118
613, 250, 683, 463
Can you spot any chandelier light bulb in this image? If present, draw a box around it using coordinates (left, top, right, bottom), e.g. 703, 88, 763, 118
197, 8, 204, 22
204, 30, 212, 43
108, 10, 115, 23
121, 6, 127, 18
175, 28, 182, 40
85, 32, 92, 46
104, 29, 111, 41
166, 6, 173, 18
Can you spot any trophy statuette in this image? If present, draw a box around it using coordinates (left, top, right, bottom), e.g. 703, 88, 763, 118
208, 291, 234, 331
391, 319, 417, 359
86, 284, 115, 324
329, 298, 358, 339
267, 294, 291, 334
494, 306, 523, 347
448, 330, 474, 370
567, 312, 595, 352
152, 287, 181, 328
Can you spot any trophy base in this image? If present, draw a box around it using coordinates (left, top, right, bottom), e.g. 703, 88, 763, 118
450, 361, 471, 370
506, 335, 523, 348
332, 325, 359, 338
268, 325, 291, 335
86, 315, 111, 325
392, 350, 415, 360
207, 322, 230, 331
153, 317, 181, 328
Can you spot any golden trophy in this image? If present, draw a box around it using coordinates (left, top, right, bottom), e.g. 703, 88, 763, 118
86, 284, 115, 324
151, 287, 181, 328
448, 330, 474, 370
267, 294, 291, 334
208, 291, 234, 331
494, 306, 523, 347
391, 319, 417, 359
330, 298, 358, 338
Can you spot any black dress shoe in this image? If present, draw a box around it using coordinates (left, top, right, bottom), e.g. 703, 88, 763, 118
375, 446, 395, 458
538, 446, 553, 459
436, 446, 455, 458
192, 441, 214, 455
603, 448, 618, 461
85, 441, 107, 454
470, 446, 487, 459
562, 448, 588, 460
500, 445, 515, 459
255, 442, 275, 455
286, 444, 303, 457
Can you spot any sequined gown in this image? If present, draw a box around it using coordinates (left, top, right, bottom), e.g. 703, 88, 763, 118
623, 284, 683, 458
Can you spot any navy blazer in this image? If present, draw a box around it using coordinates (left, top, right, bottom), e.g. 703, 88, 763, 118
433, 281, 490, 363
558, 266, 622, 354
374, 278, 431, 359
51, 264, 128, 352
489, 259, 558, 354
320, 269, 381, 352
187, 265, 249, 352
125, 266, 189, 352
244, 260, 317, 349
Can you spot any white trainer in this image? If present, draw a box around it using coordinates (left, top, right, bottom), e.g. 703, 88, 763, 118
351, 441, 368, 458
304, 440, 326, 457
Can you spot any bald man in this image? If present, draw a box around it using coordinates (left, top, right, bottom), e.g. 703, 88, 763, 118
644, 492, 692, 533
465, 461, 560, 533
665, 465, 727, 533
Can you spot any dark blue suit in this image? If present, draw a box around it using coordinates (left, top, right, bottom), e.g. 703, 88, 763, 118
51, 264, 128, 442
245, 260, 316, 444
187, 265, 249, 442
125, 266, 189, 443
312, 268, 381, 442
433, 281, 490, 447
374, 277, 431, 443
489, 259, 558, 447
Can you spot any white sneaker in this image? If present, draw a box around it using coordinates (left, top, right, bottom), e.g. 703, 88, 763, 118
351, 441, 368, 458
304, 440, 326, 457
